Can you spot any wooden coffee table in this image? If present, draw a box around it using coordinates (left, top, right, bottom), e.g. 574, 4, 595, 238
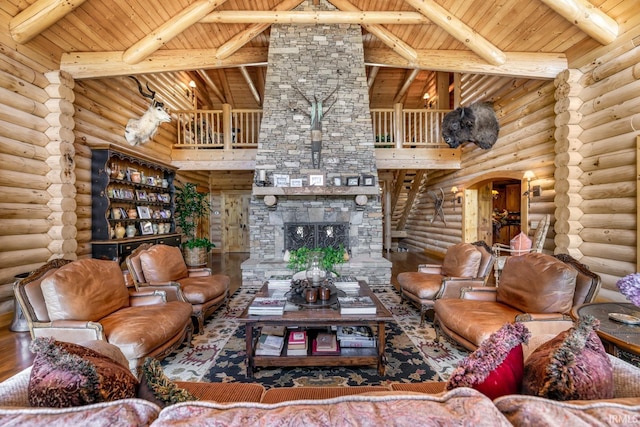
238, 281, 394, 378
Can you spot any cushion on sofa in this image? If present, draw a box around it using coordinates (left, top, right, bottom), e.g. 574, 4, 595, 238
41, 259, 130, 321
140, 245, 189, 282
152, 388, 512, 427
441, 243, 482, 277
447, 322, 531, 399
28, 337, 137, 408
522, 315, 614, 400
137, 357, 198, 408
497, 253, 577, 314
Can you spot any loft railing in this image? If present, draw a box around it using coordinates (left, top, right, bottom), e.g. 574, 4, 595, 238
173, 108, 450, 150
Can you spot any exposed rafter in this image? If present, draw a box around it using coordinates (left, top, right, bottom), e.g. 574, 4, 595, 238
196, 69, 226, 104
123, 0, 230, 65
201, 10, 430, 24
403, 0, 506, 66
328, 0, 417, 62
10, 0, 88, 44
539, 0, 618, 45
240, 66, 261, 105
393, 69, 420, 103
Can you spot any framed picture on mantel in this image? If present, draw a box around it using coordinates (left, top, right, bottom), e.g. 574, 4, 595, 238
346, 176, 360, 186
309, 174, 324, 186
273, 174, 290, 187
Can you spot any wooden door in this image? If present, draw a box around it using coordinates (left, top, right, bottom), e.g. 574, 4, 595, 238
223, 192, 250, 252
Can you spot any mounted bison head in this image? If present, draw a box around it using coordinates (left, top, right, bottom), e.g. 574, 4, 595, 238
124, 76, 172, 146
442, 102, 499, 149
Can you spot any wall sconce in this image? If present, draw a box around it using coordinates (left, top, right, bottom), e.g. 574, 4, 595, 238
188, 80, 197, 109
491, 189, 499, 200
451, 186, 462, 208
522, 170, 541, 207
423, 93, 430, 108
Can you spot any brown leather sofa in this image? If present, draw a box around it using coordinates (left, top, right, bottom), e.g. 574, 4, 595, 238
434, 253, 601, 351
126, 244, 229, 333
398, 242, 495, 324
13, 258, 194, 371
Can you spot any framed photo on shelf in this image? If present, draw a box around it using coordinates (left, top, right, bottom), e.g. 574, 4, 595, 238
346, 176, 360, 186
136, 190, 147, 201
309, 174, 324, 186
140, 221, 154, 235
332, 176, 342, 186
290, 178, 303, 187
137, 206, 151, 219
273, 174, 290, 187
361, 175, 375, 186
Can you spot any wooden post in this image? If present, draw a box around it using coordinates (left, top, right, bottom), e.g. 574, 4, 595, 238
223, 103, 233, 150
393, 103, 403, 149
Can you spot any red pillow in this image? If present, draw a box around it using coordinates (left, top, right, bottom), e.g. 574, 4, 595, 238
447, 322, 531, 400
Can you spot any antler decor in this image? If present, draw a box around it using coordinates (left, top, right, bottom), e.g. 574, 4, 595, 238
428, 188, 446, 225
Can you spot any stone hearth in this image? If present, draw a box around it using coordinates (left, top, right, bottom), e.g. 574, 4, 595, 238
241, 0, 391, 285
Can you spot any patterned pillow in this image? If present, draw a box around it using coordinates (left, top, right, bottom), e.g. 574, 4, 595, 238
137, 357, 198, 408
522, 315, 614, 400
28, 337, 137, 407
447, 322, 531, 399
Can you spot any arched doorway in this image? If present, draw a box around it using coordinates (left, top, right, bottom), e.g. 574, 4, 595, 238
460, 172, 529, 245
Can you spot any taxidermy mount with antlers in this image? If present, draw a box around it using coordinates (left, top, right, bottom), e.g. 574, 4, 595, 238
124, 76, 172, 146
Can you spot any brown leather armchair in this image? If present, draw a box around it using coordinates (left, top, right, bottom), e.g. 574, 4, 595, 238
434, 253, 601, 351
398, 242, 495, 324
126, 244, 229, 333
14, 258, 194, 371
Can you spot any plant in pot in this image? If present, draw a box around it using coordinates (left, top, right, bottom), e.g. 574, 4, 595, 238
174, 182, 214, 266
287, 244, 347, 277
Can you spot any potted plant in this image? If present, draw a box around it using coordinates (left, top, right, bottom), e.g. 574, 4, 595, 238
287, 244, 347, 277
174, 182, 214, 266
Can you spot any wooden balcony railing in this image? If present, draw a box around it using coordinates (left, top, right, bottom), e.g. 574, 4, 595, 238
173, 107, 450, 150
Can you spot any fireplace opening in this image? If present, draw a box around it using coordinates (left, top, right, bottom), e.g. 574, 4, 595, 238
284, 222, 349, 252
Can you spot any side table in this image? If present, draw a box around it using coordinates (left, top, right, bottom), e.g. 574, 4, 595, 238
572, 302, 640, 367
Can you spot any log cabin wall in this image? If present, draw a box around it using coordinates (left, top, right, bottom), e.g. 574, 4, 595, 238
402, 76, 557, 256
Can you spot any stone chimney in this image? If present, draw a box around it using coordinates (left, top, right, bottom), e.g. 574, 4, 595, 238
241, 0, 391, 285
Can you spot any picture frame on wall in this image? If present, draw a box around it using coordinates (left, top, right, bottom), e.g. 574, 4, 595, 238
137, 206, 151, 219
273, 174, 290, 187
309, 174, 324, 186
346, 176, 360, 186
140, 221, 154, 235
361, 175, 375, 186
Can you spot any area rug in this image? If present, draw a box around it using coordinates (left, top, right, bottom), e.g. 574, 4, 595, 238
161, 284, 468, 388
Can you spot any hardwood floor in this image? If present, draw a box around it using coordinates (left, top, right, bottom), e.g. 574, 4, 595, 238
0, 251, 438, 382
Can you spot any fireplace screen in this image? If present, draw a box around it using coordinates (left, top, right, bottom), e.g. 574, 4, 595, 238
285, 222, 349, 251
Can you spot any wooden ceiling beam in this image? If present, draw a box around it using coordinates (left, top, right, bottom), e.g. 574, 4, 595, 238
539, 0, 618, 45
214, 0, 304, 60
366, 48, 567, 79
240, 66, 261, 105
393, 68, 420, 103
328, 0, 417, 62
196, 69, 227, 104
201, 11, 430, 24
403, 0, 506, 66
123, 0, 230, 64
10, 0, 88, 44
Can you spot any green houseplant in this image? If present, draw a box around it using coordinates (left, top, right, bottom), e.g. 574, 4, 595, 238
174, 182, 214, 266
287, 245, 347, 276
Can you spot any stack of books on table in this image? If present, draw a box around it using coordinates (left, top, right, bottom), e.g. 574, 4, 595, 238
248, 297, 287, 315
286, 330, 308, 356
255, 334, 285, 356
334, 276, 360, 295
312, 332, 340, 355
337, 296, 377, 315
336, 326, 377, 348
267, 275, 293, 288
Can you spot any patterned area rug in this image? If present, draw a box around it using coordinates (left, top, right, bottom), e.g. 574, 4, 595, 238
161, 284, 468, 388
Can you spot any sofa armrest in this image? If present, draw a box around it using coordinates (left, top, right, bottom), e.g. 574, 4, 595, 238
129, 290, 167, 305
610, 354, 640, 398
460, 287, 498, 301
418, 264, 442, 274
188, 267, 212, 277
516, 313, 572, 322
437, 278, 487, 299
32, 320, 105, 342
144, 282, 186, 302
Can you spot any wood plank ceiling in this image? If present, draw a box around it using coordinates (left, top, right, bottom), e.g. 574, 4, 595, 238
2, 0, 635, 230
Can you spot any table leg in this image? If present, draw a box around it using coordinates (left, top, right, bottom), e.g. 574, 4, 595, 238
245, 323, 254, 378
377, 321, 386, 376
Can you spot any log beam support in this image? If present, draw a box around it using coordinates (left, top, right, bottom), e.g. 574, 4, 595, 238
10, 0, 89, 44
539, 0, 618, 45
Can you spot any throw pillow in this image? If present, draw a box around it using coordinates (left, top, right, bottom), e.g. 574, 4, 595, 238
28, 337, 137, 407
522, 315, 614, 400
137, 357, 198, 408
447, 322, 531, 399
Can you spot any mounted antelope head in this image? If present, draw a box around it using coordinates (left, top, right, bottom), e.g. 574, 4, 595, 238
124, 76, 172, 146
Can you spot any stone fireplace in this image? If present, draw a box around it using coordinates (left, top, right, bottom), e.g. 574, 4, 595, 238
241, 0, 391, 285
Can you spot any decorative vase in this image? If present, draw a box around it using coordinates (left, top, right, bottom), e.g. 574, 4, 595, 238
306, 251, 326, 286
183, 246, 207, 267
126, 224, 136, 238
115, 223, 126, 239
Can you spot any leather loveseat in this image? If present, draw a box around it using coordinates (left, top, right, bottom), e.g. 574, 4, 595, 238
434, 252, 601, 351
13, 258, 194, 371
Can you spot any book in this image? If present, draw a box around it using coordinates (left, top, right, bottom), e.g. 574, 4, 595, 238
248, 297, 287, 315
312, 334, 340, 355
338, 296, 377, 315
255, 334, 284, 356
287, 330, 307, 350
338, 338, 377, 348
335, 275, 359, 286
268, 275, 293, 288
261, 325, 286, 337
336, 326, 374, 340
286, 345, 308, 356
